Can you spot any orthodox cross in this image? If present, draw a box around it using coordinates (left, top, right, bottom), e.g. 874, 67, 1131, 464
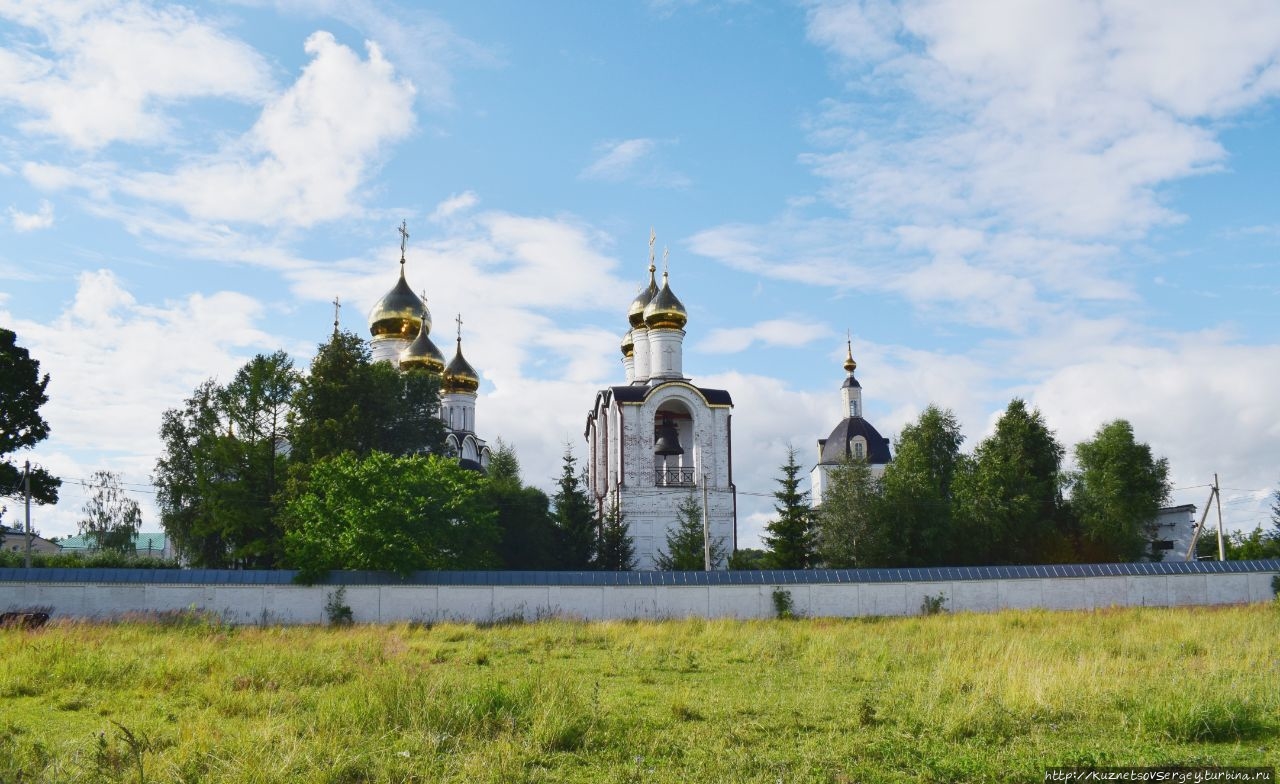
455, 313, 463, 341
332, 296, 341, 333
663, 246, 670, 275
648, 227, 656, 269
398, 220, 410, 263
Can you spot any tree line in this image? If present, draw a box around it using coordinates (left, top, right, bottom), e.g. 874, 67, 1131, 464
754, 399, 1280, 569
150, 330, 635, 578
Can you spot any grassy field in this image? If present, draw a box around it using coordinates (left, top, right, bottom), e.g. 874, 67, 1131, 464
1, 604, 1277, 783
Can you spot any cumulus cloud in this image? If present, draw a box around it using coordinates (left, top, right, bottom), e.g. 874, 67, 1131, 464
8, 199, 54, 231
430, 191, 479, 222
121, 31, 415, 227
0, 1, 274, 149
1, 269, 277, 537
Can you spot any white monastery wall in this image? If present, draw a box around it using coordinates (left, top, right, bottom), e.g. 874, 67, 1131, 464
3, 571, 1273, 625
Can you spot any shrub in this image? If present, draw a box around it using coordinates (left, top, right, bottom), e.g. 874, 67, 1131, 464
324, 587, 354, 627
771, 587, 797, 620
920, 593, 948, 616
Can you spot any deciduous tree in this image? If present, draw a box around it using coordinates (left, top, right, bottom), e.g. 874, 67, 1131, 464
78, 470, 142, 554
283, 451, 497, 582
1069, 420, 1170, 562
815, 458, 886, 568
0, 327, 61, 519
878, 405, 965, 566
481, 440, 560, 570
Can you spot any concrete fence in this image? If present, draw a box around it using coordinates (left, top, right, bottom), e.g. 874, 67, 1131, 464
2, 563, 1276, 624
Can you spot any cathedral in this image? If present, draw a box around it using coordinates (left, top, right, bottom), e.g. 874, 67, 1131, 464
584, 236, 737, 569
365, 223, 491, 470
810, 340, 892, 505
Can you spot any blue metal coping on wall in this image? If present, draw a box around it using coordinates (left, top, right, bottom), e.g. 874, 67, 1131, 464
0, 560, 1277, 585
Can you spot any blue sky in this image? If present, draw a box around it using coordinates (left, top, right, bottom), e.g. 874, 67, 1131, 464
2, 0, 1278, 548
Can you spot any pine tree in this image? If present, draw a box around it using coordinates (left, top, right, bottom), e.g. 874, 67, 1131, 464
553, 445, 596, 569
762, 446, 815, 569
595, 498, 636, 571
655, 493, 725, 570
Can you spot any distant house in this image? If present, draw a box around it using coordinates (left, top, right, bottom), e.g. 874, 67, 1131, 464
1149, 504, 1197, 561
0, 525, 62, 556
57, 532, 174, 560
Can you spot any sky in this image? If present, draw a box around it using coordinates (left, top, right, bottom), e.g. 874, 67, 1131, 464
1, 0, 1278, 549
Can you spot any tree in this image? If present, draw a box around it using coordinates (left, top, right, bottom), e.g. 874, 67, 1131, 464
878, 405, 965, 566
952, 399, 1068, 565
727, 548, 769, 570
595, 498, 637, 571
480, 440, 560, 570
1069, 420, 1171, 562
655, 493, 725, 570
762, 446, 815, 569
283, 451, 497, 582
288, 331, 446, 463
0, 328, 61, 519
552, 446, 596, 569
815, 458, 886, 568
154, 353, 300, 568
78, 470, 142, 554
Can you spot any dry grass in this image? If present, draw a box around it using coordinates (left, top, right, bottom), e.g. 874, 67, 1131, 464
1, 604, 1277, 782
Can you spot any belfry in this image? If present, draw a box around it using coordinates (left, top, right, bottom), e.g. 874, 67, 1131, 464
585, 232, 737, 569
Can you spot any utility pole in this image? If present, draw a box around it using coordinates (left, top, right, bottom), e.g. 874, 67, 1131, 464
23, 460, 32, 569
1214, 473, 1226, 562
701, 473, 711, 571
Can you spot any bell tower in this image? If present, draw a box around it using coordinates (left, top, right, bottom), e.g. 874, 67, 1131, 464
585, 235, 736, 569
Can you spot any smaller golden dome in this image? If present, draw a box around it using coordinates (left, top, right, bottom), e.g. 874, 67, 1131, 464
399, 318, 445, 373
369, 265, 428, 338
628, 264, 659, 329
620, 329, 634, 358
643, 271, 687, 330
443, 337, 480, 393
843, 339, 857, 374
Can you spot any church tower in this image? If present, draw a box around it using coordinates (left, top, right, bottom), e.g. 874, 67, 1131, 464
367, 221, 491, 470
811, 338, 892, 505
586, 235, 736, 569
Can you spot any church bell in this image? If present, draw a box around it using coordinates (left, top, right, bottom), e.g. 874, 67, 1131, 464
653, 415, 684, 456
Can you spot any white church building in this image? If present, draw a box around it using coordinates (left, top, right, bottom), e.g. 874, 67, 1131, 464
810, 340, 892, 506
365, 223, 491, 471
584, 240, 736, 569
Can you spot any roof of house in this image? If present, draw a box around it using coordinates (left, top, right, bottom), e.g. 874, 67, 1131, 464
59, 532, 168, 551
817, 417, 893, 465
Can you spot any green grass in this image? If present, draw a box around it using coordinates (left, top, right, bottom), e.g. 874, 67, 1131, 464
1, 605, 1277, 783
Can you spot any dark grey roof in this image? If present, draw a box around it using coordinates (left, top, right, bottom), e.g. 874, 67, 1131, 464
842, 374, 861, 389
608, 383, 733, 406
818, 417, 892, 465
458, 458, 485, 473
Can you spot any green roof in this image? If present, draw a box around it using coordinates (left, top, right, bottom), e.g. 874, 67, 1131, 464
59, 533, 168, 551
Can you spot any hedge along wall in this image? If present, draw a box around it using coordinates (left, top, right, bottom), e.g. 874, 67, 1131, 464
1, 561, 1276, 624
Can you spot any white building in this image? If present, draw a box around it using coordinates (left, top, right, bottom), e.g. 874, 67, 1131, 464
366, 223, 491, 470
585, 242, 736, 569
810, 340, 892, 506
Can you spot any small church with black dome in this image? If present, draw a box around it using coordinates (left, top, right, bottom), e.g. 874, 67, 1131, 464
810, 340, 892, 506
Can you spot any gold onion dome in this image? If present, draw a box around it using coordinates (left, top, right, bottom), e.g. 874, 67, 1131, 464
843, 339, 857, 374
444, 337, 480, 393
620, 329, 634, 358
399, 318, 446, 373
643, 271, 687, 330
369, 266, 428, 338
628, 263, 660, 329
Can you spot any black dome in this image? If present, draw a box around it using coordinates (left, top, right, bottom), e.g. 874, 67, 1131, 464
818, 417, 891, 465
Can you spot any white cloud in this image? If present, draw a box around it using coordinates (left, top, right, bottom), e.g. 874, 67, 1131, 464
2, 269, 277, 537
698, 319, 833, 354
580, 138, 691, 188
8, 199, 54, 231
430, 191, 479, 222
0, 0, 274, 149
121, 31, 416, 227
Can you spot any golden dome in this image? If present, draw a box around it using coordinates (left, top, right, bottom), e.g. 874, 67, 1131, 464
627, 263, 659, 329
369, 265, 428, 338
843, 338, 857, 374
643, 271, 687, 330
620, 329, 634, 358
399, 318, 445, 373
443, 337, 480, 393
